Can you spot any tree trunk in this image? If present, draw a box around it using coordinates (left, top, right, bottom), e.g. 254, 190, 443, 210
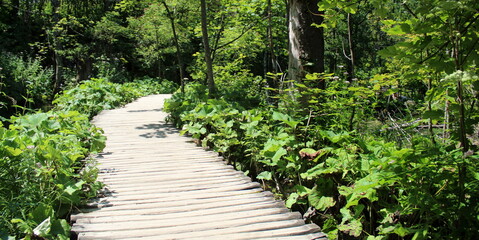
200, 0, 216, 97
288, 0, 324, 88
267, 0, 277, 75
347, 13, 355, 81
162, 1, 185, 93
76, 57, 92, 82
265, 0, 279, 104
51, 0, 63, 94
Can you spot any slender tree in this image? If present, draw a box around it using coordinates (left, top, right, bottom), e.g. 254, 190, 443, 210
162, 1, 185, 93
200, 0, 216, 97
51, 0, 63, 94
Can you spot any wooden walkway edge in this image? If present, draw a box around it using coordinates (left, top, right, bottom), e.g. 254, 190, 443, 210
71, 94, 327, 240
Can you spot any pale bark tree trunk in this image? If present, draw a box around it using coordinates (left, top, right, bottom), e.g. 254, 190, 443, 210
200, 0, 216, 97
347, 13, 355, 81
288, 0, 324, 88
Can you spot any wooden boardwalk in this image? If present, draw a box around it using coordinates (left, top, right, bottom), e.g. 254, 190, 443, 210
71, 95, 326, 240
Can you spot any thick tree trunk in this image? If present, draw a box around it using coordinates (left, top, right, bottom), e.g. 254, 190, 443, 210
288, 0, 324, 88
200, 0, 216, 97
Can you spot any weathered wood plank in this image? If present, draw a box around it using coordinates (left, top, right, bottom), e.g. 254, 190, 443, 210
77, 219, 307, 239
73, 201, 286, 222
73, 212, 303, 232
80, 187, 265, 204
75, 204, 287, 224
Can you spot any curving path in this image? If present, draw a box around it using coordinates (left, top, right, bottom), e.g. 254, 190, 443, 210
71, 94, 326, 240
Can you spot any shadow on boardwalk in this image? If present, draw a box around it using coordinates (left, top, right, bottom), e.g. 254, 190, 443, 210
136, 122, 179, 138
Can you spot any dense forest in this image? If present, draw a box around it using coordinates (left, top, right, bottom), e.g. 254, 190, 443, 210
1, 0, 479, 239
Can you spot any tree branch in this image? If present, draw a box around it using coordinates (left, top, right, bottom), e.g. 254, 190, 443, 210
401, 3, 418, 19
418, 40, 450, 64
461, 37, 479, 66
215, 19, 264, 51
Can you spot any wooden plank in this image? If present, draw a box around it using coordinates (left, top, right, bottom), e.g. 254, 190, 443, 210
97, 163, 234, 174
78, 219, 307, 239
101, 178, 254, 193
73, 212, 303, 233
76, 194, 279, 217
84, 191, 274, 209
73, 201, 286, 221
75, 203, 287, 224
98, 175, 251, 190
83, 188, 267, 207
101, 174, 250, 190
98, 170, 246, 183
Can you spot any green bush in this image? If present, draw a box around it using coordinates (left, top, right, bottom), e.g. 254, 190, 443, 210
53, 78, 178, 119
0, 77, 177, 239
164, 83, 479, 239
164, 82, 208, 128
0, 111, 105, 239
93, 55, 131, 83
53, 78, 137, 118
123, 77, 179, 95
0, 53, 54, 118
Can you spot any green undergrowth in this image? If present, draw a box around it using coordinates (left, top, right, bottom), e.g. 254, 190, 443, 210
1, 78, 177, 239
54, 78, 178, 119
164, 81, 479, 239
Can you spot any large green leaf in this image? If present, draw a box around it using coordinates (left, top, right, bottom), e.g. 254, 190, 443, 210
308, 188, 336, 211
33, 217, 51, 237
285, 193, 299, 208
256, 171, 272, 180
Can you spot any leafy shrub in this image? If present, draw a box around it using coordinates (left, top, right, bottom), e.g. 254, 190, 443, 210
123, 77, 179, 95
164, 81, 479, 239
213, 60, 264, 108
164, 82, 208, 128
93, 55, 131, 83
0, 76, 176, 239
0, 111, 105, 239
0, 53, 54, 118
53, 78, 177, 119
53, 78, 135, 118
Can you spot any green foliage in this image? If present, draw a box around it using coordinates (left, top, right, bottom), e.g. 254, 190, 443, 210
0, 111, 105, 239
125, 77, 179, 95
165, 73, 479, 239
164, 83, 209, 128
423, 71, 479, 143
0, 53, 54, 117
0, 76, 174, 239
93, 55, 131, 83
53, 78, 177, 118
378, 0, 479, 72
127, 1, 191, 74
212, 57, 264, 107
53, 78, 135, 118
